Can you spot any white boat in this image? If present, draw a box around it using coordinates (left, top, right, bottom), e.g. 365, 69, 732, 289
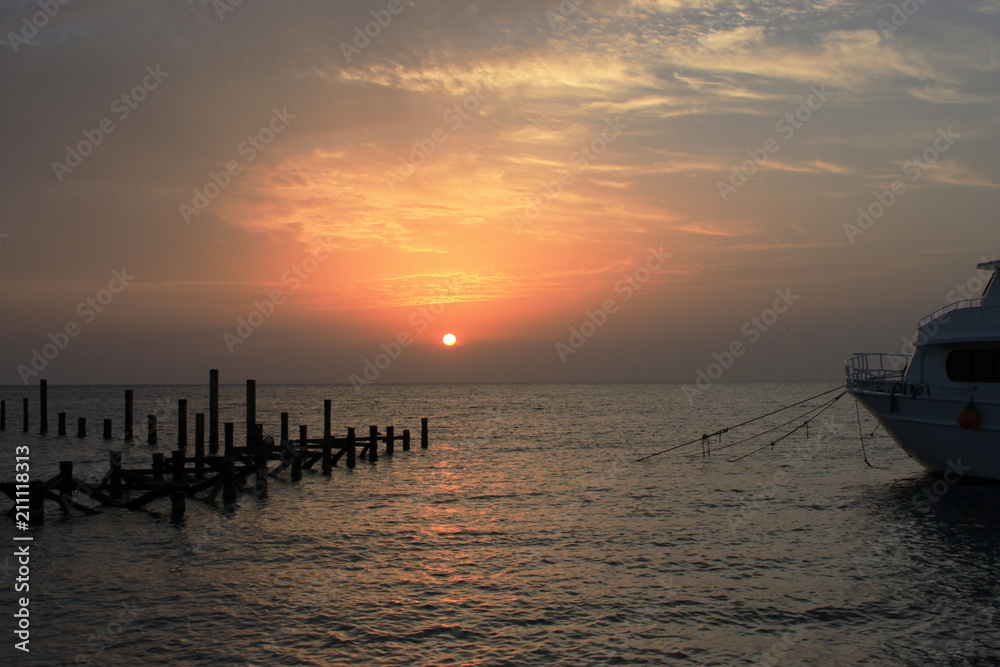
846, 260, 1000, 481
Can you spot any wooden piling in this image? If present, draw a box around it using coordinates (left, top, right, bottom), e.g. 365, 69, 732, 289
103, 419, 112, 440
28, 480, 45, 525
195, 413, 205, 477
246, 380, 256, 451
368, 425, 378, 463
224, 422, 234, 456
209, 369, 219, 453
148, 415, 157, 445
0, 399, 5, 430
421, 417, 428, 448
39, 379, 48, 434
77, 417, 86, 438
280, 412, 289, 444
58, 412, 66, 436
223, 422, 237, 506
324, 399, 332, 439
347, 427, 357, 469
322, 436, 332, 476
256, 429, 269, 498
124, 389, 134, 441
22, 397, 29, 433
152, 452, 165, 482
170, 450, 186, 519
403, 429, 410, 451
292, 426, 305, 481
385, 425, 394, 457
177, 399, 188, 449
110, 451, 123, 500
59, 461, 73, 514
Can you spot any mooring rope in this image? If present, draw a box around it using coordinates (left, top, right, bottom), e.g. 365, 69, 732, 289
696, 391, 846, 458
636, 385, 846, 462
728, 391, 847, 463
855, 399, 871, 467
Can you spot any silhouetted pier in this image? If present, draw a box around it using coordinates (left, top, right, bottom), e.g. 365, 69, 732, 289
1, 372, 430, 524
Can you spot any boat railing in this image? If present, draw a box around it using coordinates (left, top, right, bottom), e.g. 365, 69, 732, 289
917, 298, 984, 329
845, 353, 909, 392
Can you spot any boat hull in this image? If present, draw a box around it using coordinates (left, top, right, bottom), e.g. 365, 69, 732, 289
851, 390, 1000, 481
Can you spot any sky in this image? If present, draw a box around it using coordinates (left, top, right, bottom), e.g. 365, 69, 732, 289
1, 0, 998, 387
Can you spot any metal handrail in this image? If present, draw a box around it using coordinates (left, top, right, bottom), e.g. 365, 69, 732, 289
844, 352, 909, 382
916, 298, 984, 328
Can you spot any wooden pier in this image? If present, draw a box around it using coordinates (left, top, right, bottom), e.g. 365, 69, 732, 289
1, 371, 430, 524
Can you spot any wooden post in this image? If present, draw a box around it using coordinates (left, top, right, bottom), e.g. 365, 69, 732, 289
103, 419, 112, 440
385, 425, 394, 457
292, 425, 305, 481
124, 389, 134, 441
256, 429, 269, 498
110, 451, 123, 500
148, 415, 157, 445
152, 452, 165, 482
421, 417, 428, 448
177, 399, 188, 449
28, 480, 45, 525
347, 427, 357, 469
368, 425, 378, 463
77, 417, 86, 438
223, 422, 237, 506
280, 412, 289, 444
322, 400, 333, 474
322, 436, 332, 475
170, 449, 186, 519
58, 412, 66, 436
0, 399, 5, 430
195, 413, 205, 478
403, 429, 410, 451
209, 369, 219, 453
22, 397, 29, 433
58, 460, 73, 514
246, 379, 256, 452
39, 379, 48, 434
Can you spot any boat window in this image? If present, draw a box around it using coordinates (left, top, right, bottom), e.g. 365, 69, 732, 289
946, 348, 1000, 383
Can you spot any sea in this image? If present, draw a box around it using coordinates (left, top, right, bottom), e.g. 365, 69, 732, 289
2, 382, 999, 666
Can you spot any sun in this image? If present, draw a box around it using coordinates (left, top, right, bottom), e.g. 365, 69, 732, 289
442, 333, 457, 346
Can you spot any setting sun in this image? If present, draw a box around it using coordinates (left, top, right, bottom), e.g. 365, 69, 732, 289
442, 333, 457, 346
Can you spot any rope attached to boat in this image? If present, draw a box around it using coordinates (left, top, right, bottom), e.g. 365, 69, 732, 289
636, 385, 846, 462
855, 399, 871, 467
